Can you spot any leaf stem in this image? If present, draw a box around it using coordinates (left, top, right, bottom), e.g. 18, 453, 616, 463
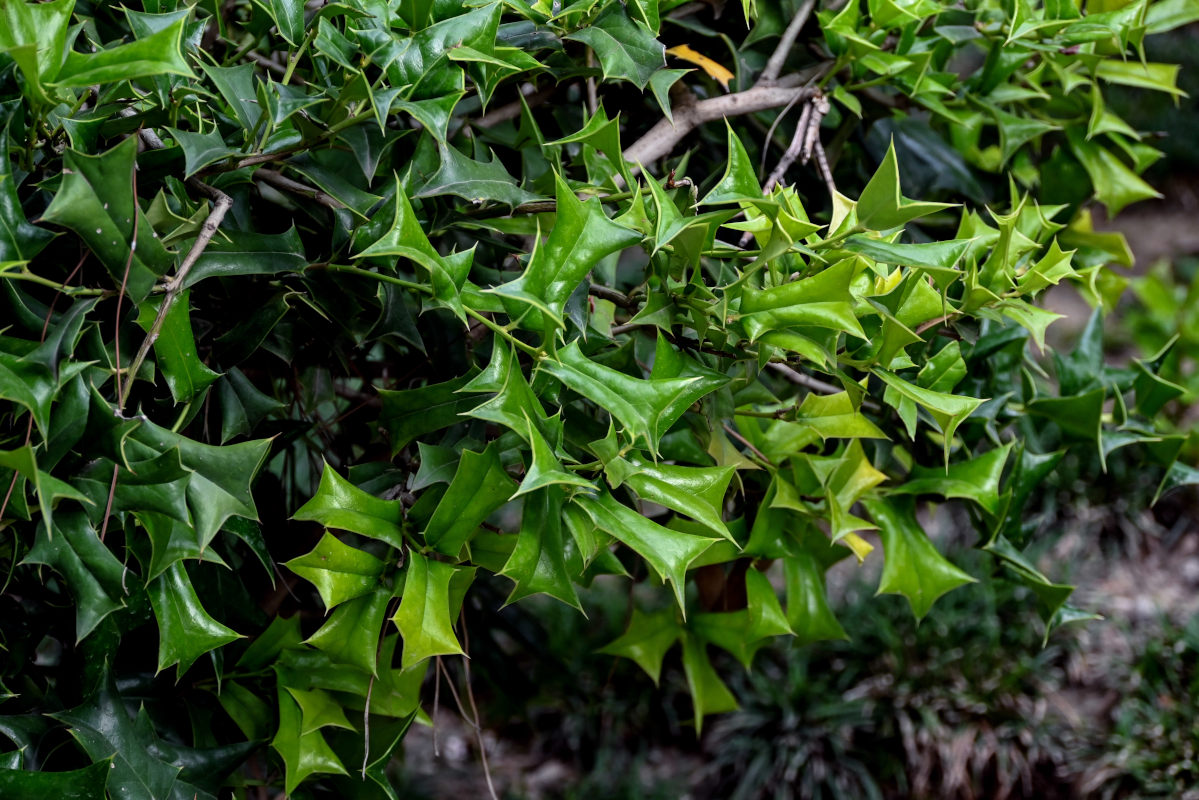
282, 28, 318, 86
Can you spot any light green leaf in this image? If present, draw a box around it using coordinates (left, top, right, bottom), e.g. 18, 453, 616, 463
543, 340, 726, 454
55, 17, 195, 86
293, 462, 405, 549
598, 606, 680, 684
856, 140, 956, 230
608, 456, 736, 541
392, 551, 465, 669
491, 173, 641, 331
306, 587, 391, 675
681, 634, 738, 733
874, 368, 985, 464
422, 443, 518, 556
284, 687, 355, 736
575, 488, 717, 612
501, 487, 581, 609
888, 443, 1013, 515
356, 179, 467, 319
284, 532, 385, 610
272, 687, 348, 795
1067, 127, 1161, 215
700, 121, 764, 204
863, 496, 975, 619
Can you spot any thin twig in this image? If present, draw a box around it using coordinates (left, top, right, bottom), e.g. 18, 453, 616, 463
472, 87, 554, 128
757, 92, 804, 180
460, 616, 498, 800
585, 49, 599, 116
766, 362, 842, 394
254, 168, 344, 209
760, 0, 819, 85
623, 80, 820, 168
763, 99, 814, 193
432, 657, 442, 758
722, 421, 774, 466
588, 284, 639, 310
362, 674, 374, 779
120, 182, 233, 409
812, 138, 837, 197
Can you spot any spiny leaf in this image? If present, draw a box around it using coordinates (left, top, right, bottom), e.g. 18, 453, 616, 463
284, 532, 385, 610
149, 562, 242, 675
541, 340, 727, 455
575, 488, 717, 612
863, 496, 975, 619
392, 551, 465, 669
293, 463, 406, 549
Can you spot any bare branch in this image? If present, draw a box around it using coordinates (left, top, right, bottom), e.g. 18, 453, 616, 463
473, 86, 554, 128
588, 283, 640, 310
760, 0, 819, 85
120, 185, 233, 409
767, 362, 842, 395
624, 82, 819, 168
255, 168, 344, 209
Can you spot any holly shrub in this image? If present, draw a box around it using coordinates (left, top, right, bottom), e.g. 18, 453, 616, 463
0, 0, 1196, 797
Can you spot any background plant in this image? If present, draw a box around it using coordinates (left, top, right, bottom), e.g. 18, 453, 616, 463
0, 0, 1195, 797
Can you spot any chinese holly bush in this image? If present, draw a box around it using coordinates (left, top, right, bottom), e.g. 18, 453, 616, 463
0, 0, 1194, 796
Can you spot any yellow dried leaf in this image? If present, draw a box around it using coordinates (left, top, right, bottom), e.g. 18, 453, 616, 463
843, 532, 875, 563
666, 44, 733, 90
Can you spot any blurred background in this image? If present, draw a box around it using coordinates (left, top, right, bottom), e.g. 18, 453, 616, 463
385, 25, 1199, 800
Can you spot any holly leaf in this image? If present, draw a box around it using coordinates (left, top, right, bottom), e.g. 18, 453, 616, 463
681, 634, 738, 733
52, 671, 211, 800
606, 455, 735, 541
272, 687, 347, 795
416, 143, 542, 207
0, 761, 109, 800
490, 173, 641, 332
863, 496, 975, 619
306, 587, 391, 675
23, 513, 126, 643
856, 140, 956, 230
422, 442, 518, 556
148, 562, 242, 675
284, 532, 386, 610
260, 0, 306, 45
501, 486, 581, 610
700, 122, 764, 204
356, 180, 468, 320
565, 5, 665, 90
875, 368, 985, 464
54, 17, 195, 86
598, 606, 681, 684
0, 126, 54, 263
784, 552, 848, 643
541, 340, 727, 455
39, 138, 172, 301
575, 488, 717, 612
888, 443, 1013, 515
377, 372, 482, 456
136, 290, 222, 404
392, 551, 465, 669
293, 462, 405, 549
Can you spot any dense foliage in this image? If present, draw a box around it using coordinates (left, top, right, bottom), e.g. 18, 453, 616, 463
0, 0, 1195, 796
